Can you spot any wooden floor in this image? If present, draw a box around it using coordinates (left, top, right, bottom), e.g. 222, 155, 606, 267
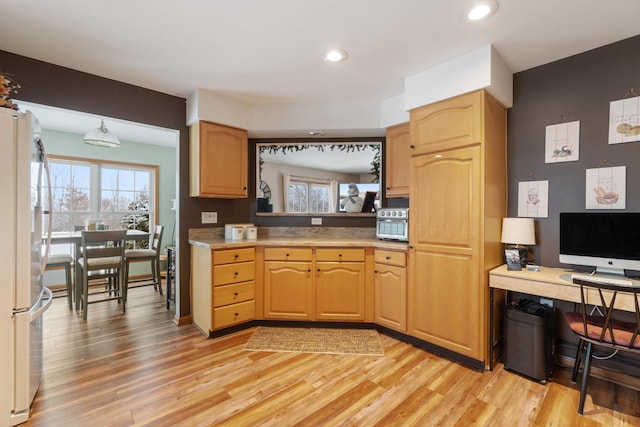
24, 286, 640, 426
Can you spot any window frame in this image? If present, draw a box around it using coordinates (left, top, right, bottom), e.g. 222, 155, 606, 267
46, 155, 159, 232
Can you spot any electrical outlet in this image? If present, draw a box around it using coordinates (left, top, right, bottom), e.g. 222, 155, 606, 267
311, 217, 322, 225
201, 211, 218, 224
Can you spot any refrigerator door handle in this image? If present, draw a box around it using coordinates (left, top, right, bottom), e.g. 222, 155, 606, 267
29, 287, 52, 321
38, 140, 53, 274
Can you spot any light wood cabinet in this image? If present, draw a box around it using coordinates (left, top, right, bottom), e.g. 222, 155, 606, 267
408, 90, 506, 369
385, 122, 411, 198
264, 248, 314, 320
374, 249, 407, 332
189, 120, 248, 198
191, 245, 255, 335
315, 248, 366, 321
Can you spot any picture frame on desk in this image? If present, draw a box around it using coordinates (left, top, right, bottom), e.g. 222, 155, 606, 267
505, 249, 522, 271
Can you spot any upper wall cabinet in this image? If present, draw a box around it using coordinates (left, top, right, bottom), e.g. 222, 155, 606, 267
385, 122, 411, 198
190, 121, 248, 198
410, 91, 482, 154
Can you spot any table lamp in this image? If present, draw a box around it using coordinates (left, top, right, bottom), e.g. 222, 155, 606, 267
501, 217, 536, 270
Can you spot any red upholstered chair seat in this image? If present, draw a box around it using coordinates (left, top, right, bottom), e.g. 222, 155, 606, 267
564, 311, 640, 349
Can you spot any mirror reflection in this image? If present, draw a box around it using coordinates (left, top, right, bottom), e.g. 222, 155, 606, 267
256, 142, 381, 214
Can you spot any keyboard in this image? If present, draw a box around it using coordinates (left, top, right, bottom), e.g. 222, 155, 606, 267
571, 273, 635, 287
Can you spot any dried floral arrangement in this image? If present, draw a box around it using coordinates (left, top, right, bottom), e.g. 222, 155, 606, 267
0, 73, 21, 110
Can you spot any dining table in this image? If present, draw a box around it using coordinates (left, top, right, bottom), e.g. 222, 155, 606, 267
47, 229, 150, 309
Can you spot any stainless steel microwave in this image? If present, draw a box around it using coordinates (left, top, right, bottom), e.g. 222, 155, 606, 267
376, 208, 409, 242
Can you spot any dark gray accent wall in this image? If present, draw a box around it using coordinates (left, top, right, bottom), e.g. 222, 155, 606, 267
508, 35, 640, 268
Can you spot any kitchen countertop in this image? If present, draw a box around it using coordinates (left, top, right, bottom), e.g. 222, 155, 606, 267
188, 235, 409, 251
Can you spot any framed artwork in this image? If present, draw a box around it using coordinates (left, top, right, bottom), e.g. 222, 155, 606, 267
609, 96, 640, 144
518, 180, 549, 218
545, 121, 580, 162
585, 166, 626, 209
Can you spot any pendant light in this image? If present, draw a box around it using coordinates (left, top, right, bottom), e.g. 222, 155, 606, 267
83, 119, 121, 148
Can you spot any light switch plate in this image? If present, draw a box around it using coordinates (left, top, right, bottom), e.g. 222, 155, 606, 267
201, 211, 218, 224
311, 217, 322, 225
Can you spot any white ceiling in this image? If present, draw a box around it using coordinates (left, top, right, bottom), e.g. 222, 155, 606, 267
1, 0, 639, 145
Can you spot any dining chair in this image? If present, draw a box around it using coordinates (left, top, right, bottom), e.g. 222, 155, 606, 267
124, 225, 164, 300
76, 230, 127, 320
564, 277, 640, 414
45, 253, 74, 310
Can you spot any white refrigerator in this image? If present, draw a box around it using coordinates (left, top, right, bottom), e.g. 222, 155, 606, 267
0, 107, 53, 426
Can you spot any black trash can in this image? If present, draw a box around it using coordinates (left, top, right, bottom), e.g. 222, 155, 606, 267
504, 299, 555, 383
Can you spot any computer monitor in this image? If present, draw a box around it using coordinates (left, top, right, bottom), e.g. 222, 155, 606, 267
559, 212, 640, 276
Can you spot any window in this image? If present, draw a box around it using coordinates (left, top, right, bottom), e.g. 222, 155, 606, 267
45, 156, 157, 235
285, 175, 335, 213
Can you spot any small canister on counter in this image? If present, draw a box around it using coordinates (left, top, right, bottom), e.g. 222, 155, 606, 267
246, 226, 257, 240
229, 226, 243, 241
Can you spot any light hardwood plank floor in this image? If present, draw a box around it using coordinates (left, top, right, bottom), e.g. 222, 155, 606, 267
23, 286, 640, 426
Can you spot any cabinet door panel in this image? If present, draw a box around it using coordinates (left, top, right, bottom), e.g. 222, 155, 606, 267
315, 263, 366, 320
410, 91, 482, 153
386, 122, 411, 197
410, 147, 480, 249
264, 262, 313, 320
190, 121, 248, 198
409, 144, 483, 360
375, 263, 407, 332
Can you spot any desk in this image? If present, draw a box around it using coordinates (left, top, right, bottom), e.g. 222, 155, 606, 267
49, 230, 150, 309
489, 264, 639, 310
489, 264, 639, 370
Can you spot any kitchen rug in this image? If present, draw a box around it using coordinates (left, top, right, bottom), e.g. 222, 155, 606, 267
243, 326, 384, 356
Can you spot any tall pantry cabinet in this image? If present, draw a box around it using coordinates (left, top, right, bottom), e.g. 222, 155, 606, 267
407, 89, 506, 369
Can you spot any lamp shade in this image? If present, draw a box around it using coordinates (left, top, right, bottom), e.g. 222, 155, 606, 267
83, 119, 120, 148
501, 217, 535, 245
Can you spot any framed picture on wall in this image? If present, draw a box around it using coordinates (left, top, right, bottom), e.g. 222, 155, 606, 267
545, 121, 580, 163
585, 166, 626, 209
609, 96, 640, 144
518, 180, 549, 218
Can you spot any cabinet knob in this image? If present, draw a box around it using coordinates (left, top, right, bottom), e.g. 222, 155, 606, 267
410, 144, 415, 149
307, 269, 311, 272
234, 271, 238, 276
386, 256, 390, 260
234, 312, 239, 317
374, 269, 379, 273
285, 253, 289, 257
234, 254, 239, 259
338, 253, 342, 257
386, 186, 390, 190
234, 292, 238, 297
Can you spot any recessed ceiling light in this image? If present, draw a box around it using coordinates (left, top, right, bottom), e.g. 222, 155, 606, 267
324, 49, 348, 63
467, 0, 498, 21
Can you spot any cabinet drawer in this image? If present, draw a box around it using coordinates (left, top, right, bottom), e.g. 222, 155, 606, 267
264, 247, 313, 261
214, 300, 255, 329
213, 247, 255, 265
316, 248, 365, 262
213, 281, 255, 307
213, 261, 255, 286
375, 250, 406, 267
